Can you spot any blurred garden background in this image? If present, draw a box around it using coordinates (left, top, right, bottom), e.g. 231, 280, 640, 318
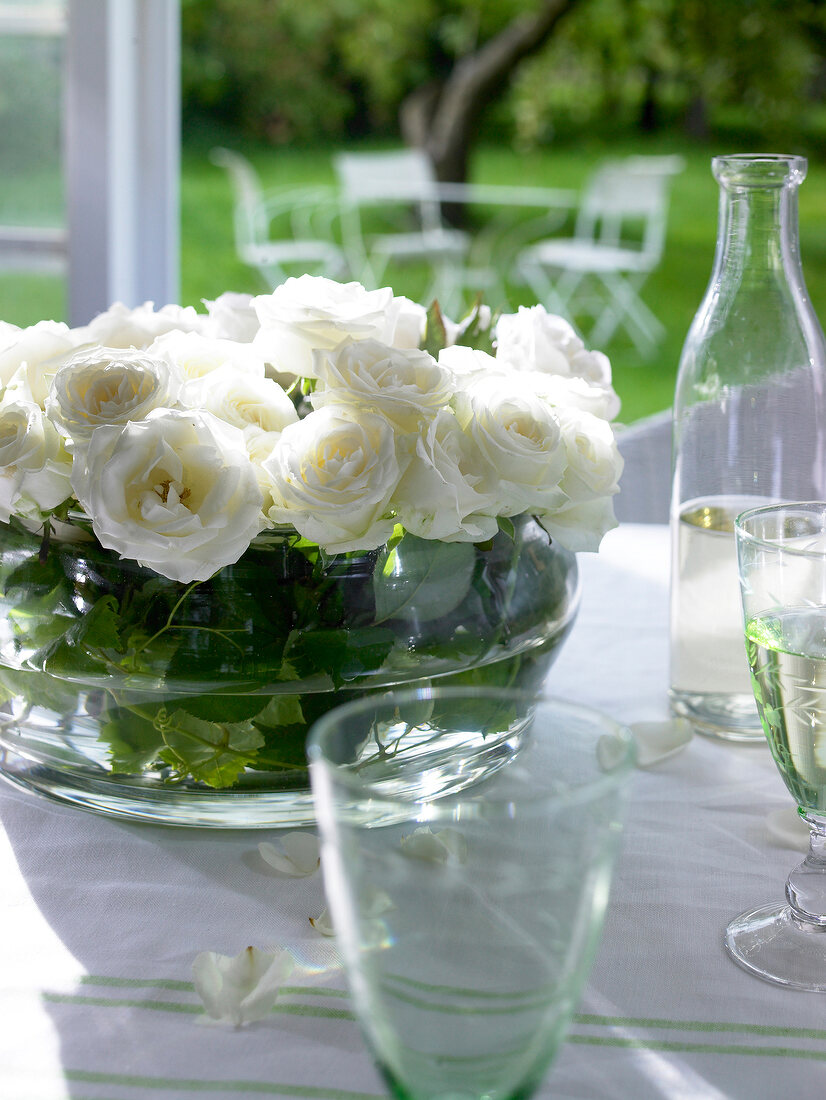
2, 0, 826, 422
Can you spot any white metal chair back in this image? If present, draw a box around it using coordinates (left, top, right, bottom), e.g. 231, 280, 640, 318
614, 409, 673, 524
333, 149, 470, 311
514, 155, 685, 355
575, 160, 672, 261
211, 147, 345, 289
334, 149, 444, 233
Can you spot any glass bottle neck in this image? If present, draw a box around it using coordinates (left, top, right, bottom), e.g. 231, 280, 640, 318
713, 180, 802, 286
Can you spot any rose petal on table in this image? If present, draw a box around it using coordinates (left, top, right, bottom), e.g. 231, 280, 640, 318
766, 807, 810, 850
309, 908, 336, 937
399, 826, 467, 864
258, 832, 320, 876
629, 719, 693, 768
191, 945, 294, 1027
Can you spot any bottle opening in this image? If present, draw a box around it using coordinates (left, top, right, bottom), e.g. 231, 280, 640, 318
712, 154, 807, 189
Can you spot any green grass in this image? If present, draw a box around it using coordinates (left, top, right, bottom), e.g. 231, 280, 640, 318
4, 134, 826, 423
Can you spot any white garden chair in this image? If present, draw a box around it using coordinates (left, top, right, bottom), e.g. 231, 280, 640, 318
333, 149, 471, 313
613, 408, 673, 523
514, 155, 685, 356
211, 147, 346, 290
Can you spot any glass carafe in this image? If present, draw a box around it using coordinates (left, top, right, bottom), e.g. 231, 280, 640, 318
670, 154, 826, 742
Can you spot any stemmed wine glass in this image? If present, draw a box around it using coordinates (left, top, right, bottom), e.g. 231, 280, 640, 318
727, 501, 826, 989
308, 685, 634, 1100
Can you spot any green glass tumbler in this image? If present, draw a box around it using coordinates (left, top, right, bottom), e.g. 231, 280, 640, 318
308, 686, 635, 1100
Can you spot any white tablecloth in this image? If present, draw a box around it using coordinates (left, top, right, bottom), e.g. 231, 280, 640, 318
1, 524, 822, 1100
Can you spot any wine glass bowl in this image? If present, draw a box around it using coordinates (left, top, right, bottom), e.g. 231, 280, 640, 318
727, 502, 826, 988
308, 687, 635, 1100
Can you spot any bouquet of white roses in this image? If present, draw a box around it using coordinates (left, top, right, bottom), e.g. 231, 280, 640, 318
0, 277, 622, 797
0, 275, 622, 582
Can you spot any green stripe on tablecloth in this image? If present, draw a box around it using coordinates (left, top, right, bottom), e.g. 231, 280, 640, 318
80, 975, 349, 999
573, 1013, 826, 1042
44, 992, 354, 1021
65, 1070, 380, 1098
67, 975, 826, 1046
567, 1034, 826, 1061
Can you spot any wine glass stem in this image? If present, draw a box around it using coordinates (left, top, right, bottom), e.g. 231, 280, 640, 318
786, 812, 826, 929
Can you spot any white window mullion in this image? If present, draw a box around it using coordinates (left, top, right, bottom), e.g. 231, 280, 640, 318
65, 0, 179, 326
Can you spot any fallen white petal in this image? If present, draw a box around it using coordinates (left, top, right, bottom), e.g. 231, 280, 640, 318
400, 826, 467, 864
362, 886, 395, 917
192, 945, 294, 1027
629, 719, 693, 768
309, 908, 336, 937
766, 807, 810, 850
258, 832, 320, 876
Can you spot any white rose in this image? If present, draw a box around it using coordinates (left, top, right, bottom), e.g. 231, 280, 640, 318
452, 372, 567, 517
149, 330, 267, 383
556, 407, 624, 503
495, 306, 614, 389
311, 339, 452, 432
263, 405, 404, 553
0, 400, 73, 523
384, 293, 427, 349
251, 275, 425, 379
72, 301, 205, 349
438, 344, 497, 383
0, 320, 77, 400
0, 321, 20, 350
536, 496, 618, 553
71, 408, 264, 583
46, 346, 181, 446
392, 408, 499, 542
201, 292, 260, 342
531, 372, 621, 422
181, 365, 298, 436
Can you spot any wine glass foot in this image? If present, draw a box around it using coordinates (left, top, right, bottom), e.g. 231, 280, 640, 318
725, 902, 826, 991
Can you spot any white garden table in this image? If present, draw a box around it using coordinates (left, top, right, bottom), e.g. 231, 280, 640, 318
1, 523, 821, 1100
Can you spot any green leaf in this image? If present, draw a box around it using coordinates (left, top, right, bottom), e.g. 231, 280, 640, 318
423, 299, 449, 357
157, 708, 265, 788
284, 625, 396, 687
497, 516, 516, 541
254, 694, 306, 728
99, 709, 165, 774
373, 536, 475, 623
36, 594, 124, 676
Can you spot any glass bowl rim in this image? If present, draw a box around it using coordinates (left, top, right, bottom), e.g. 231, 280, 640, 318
306, 685, 636, 807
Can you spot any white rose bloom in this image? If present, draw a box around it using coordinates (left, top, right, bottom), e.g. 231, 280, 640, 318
556, 407, 624, 503
181, 364, 298, 441
0, 321, 20, 350
201, 292, 260, 342
252, 275, 425, 379
495, 305, 614, 389
393, 408, 499, 542
72, 301, 205, 349
71, 408, 264, 584
264, 405, 404, 553
452, 372, 567, 518
531, 372, 621, 422
0, 320, 77, 399
537, 495, 619, 553
384, 293, 427, 349
0, 400, 73, 523
438, 344, 496, 383
46, 346, 181, 446
311, 339, 452, 432
149, 330, 266, 383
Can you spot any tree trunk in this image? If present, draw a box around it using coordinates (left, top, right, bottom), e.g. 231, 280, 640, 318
400, 0, 580, 187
